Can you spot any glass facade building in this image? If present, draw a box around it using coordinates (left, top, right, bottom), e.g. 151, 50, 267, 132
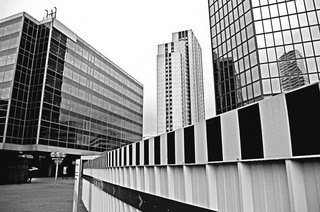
0, 12, 143, 154
208, 0, 320, 114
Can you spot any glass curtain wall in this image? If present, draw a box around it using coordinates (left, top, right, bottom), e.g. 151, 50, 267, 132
209, 0, 320, 114
0, 17, 23, 143
39, 27, 143, 152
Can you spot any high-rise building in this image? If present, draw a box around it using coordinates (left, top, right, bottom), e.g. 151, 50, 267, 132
278, 50, 309, 91
157, 30, 205, 134
0, 12, 143, 180
208, 0, 320, 114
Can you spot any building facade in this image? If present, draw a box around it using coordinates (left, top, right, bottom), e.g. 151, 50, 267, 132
157, 30, 205, 134
208, 0, 320, 114
0, 12, 143, 179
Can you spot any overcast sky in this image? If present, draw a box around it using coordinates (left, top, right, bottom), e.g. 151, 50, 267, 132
0, 0, 215, 136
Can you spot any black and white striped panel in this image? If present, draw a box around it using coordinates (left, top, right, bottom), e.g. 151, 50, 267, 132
88, 82, 320, 169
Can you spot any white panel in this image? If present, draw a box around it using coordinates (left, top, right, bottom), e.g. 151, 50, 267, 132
238, 163, 254, 212
173, 166, 185, 202
259, 94, 292, 158
194, 121, 208, 164
190, 166, 209, 208
168, 166, 175, 199
136, 167, 145, 191
146, 167, 156, 194
301, 160, 320, 212
119, 168, 124, 187
115, 168, 119, 185
221, 110, 241, 161
184, 166, 193, 203
155, 167, 162, 196
81, 180, 91, 211
286, 160, 308, 212
216, 163, 241, 212
132, 143, 136, 166
83, 168, 90, 175
160, 134, 167, 165
206, 165, 218, 210
251, 161, 290, 212
160, 167, 169, 198
129, 167, 137, 189
175, 128, 185, 164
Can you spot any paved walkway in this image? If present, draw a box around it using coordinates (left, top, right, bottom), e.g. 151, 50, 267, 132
0, 177, 87, 212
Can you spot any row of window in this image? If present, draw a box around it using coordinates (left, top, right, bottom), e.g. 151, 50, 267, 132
210, 0, 250, 23
252, 0, 320, 11
258, 42, 320, 64
253, 2, 318, 21
0, 21, 22, 37
0, 54, 17, 67
60, 86, 142, 123
0, 34, 20, 51
66, 39, 143, 94
254, 12, 320, 34
62, 72, 142, 115
0, 87, 11, 99
257, 27, 320, 49
215, 30, 320, 70
42, 108, 142, 138
65, 53, 142, 104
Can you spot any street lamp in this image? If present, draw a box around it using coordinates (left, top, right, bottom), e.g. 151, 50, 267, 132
50, 151, 66, 187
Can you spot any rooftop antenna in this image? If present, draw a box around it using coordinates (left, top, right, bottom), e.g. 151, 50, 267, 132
44, 7, 57, 19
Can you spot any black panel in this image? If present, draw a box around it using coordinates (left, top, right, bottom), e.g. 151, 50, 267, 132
286, 84, 320, 156
108, 152, 111, 167
119, 148, 122, 166
105, 152, 109, 167
124, 146, 127, 166
144, 139, 149, 165
238, 104, 264, 159
129, 144, 132, 166
83, 175, 217, 212
115, 150, 118, 167
167, 131, 175, 164
111, 151, 114, 167
206, 116, 223, 161
154, 136, 161, 165
184, 126, 195, 163
136, 142, 140, 165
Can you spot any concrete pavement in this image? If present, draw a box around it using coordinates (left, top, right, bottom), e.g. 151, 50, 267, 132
0, 177, 87, 212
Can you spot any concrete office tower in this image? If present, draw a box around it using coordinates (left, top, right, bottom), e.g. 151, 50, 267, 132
157, 30, 205, 134
0, 12, 143, 180
279, 50, 309, 91
208, 0, 320, 114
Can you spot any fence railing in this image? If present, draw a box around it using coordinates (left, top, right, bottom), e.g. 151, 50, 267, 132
78, 82, 320, 212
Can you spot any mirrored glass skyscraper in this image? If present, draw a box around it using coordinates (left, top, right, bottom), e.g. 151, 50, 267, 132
208, 0, 320, 114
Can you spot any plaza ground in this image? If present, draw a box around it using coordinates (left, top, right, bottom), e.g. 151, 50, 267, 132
0, 177, 87, 212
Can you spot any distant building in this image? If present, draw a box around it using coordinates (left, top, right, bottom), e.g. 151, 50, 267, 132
0, 12, 143, 180
278, 50, 309, 91
157, 30, 205, 134
208, 0, 320, 114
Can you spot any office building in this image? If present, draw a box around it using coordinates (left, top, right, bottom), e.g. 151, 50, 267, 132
0, 11, 143, 181
157, 30, 205, 134
208, 0, 320, 114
